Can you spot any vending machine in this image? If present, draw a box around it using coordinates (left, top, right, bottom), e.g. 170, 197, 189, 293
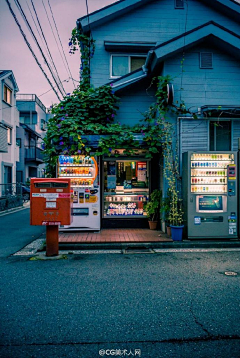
57, 155, 100, 231
182, 151, 237, 239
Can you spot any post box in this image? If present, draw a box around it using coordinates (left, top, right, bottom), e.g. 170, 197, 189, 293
30, 178, 72, 226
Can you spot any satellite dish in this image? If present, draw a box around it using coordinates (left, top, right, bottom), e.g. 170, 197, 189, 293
167, 83, 174, 105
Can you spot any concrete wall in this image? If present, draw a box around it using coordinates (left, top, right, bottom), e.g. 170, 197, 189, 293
0, 73, 19, 185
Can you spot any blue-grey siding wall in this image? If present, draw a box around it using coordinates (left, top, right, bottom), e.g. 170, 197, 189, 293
163, 43, 240, 110
114, 79, 156, 126
89, 0, 240, 88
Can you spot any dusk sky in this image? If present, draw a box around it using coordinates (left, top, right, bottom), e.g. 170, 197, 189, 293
0, 0, 117, 108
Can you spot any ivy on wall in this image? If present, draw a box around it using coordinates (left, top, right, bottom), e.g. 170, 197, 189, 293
44, 28, 192, 225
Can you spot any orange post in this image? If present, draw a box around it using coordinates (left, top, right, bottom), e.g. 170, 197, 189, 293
46, 225, 59, 257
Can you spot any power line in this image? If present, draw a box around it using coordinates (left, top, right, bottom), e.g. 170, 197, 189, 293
13, 0, 65, 98
41, 0, 74, 91
5, 0, 61, 101
30, 0, 66, 95
0, 77, 75, 113
47, 0, 76, 89
25, 0, 65, 96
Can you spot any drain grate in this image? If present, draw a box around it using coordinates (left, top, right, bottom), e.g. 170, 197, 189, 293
123, 247, 155, 254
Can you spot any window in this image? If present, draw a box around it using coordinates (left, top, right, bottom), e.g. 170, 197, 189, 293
41, 119, 46, 131
3, 85, 12, 105
111, 55, 146, 78
19, 113, 37, 125
7, 128, 12, 145
16, 138, 21, 147
175, 0, 184, 8
210, 121, 231, 151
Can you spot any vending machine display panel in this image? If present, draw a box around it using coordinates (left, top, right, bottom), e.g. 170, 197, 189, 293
196, 195, 227, 213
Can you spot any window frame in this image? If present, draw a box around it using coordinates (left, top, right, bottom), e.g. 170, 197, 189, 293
3, 84, 12, 106
16, 138, 21, 147
110, 54, 147, 79
174, 0, 184, 9
7, 127, 12, 145
209, 120, 232, 151
41, 119, 46, 131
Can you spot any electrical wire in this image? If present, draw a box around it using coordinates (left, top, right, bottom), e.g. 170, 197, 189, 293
5, 0, 61, 101
0, 76, 79, 113
30, 0, 66, 95
25, 0, 66, 96
47, 0, 76, 89
13, 0, 65, 98
41, 0, 73, 92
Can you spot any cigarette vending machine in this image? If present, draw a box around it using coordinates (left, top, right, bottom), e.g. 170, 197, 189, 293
57, 155, 100, 231
182, 151, 237, 239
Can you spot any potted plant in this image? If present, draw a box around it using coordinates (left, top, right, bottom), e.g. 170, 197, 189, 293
145, 189, 162, 230
169, 190, 184, 241
160, 189, 171, 235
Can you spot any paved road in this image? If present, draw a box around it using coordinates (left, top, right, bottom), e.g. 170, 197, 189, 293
0, 207, 45, 257
0, 209, 240, 357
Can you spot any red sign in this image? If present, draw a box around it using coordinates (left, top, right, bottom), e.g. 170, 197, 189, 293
58, 193, 71, 198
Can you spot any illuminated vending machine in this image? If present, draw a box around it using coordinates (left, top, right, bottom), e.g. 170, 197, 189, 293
57, 155, 100, 231
182, 152, 237, 239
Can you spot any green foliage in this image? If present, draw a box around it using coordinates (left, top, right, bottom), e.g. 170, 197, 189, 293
44, 26, 193, 222
145, 189, 162, 221
160, 189, 171, 223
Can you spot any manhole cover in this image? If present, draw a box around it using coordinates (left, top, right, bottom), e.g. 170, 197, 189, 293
224, 271, 238, 276
123, 247, 155, 254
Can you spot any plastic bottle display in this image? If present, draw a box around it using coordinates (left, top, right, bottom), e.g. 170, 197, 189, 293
58, 155, 96, 187
190, 153, 234, 194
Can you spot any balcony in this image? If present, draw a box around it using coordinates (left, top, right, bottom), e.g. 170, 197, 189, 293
25, 146, 44, 163
16, 94, 47, 113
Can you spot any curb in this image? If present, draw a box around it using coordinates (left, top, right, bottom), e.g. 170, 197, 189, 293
0, 202, 30, 217
57, 240, 240, 251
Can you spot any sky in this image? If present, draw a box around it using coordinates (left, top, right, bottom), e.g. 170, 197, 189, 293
0, 0, 117, 108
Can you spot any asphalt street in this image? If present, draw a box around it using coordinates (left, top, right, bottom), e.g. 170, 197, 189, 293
0, 208, 240, 358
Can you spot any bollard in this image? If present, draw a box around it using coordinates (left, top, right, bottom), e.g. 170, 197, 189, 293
46, 225, 59, 257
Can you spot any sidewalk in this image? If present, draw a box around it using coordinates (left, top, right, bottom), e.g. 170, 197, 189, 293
0, 201, 30, 217
58, 228, 240, 250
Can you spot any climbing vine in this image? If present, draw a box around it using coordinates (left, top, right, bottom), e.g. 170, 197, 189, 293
44, 29, 193, 225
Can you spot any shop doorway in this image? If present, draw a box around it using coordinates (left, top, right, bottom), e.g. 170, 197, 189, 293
102, 158, 150, 228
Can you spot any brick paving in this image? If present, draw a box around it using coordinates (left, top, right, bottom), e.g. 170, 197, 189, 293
59, 228, 172, 243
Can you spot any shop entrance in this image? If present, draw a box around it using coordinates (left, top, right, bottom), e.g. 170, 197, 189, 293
102, 158, 150, 228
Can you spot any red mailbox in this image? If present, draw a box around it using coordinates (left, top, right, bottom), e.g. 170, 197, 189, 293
30, 178, 72, 256
30, 178, 72, 226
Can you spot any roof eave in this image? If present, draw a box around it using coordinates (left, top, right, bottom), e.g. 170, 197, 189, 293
77, 0, 152, 33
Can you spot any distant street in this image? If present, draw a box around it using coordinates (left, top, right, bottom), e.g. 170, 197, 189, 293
0, 209, 240, 357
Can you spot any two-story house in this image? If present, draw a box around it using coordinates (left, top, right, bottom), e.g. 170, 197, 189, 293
16, 94, 51, 184
77, 0, 240, 231
0, 70, 19, 194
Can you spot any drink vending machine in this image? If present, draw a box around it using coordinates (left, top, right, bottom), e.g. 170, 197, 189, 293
182, 151, 237, 239
57, 155, 100, 231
